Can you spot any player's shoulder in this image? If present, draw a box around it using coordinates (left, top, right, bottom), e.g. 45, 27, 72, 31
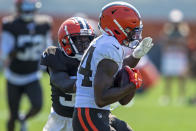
41, 46, 61, 66
96, 35, 121, 51
1, 15, 18, 32
1, 15, 16, 25
41, 46, 70, 71
94, 35, 124, 63
34, 14, 53, 25
44, 46, 60, 55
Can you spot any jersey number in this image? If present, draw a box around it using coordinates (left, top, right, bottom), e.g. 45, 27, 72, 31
59, 95, 74, 107
17, 35, 45, 61
79, 46, 95, 87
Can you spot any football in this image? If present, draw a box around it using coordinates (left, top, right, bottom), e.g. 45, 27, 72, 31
113, 66, 137, 105
113, 67, 130, 88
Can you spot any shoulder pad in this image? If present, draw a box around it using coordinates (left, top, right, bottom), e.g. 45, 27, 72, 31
1, 15, 17, 32
40, 46, 58, 66
2, 15, 15, 25
96, 36, 124, 65
44, 46, 58, 56
40, 46, 67, 71
34, 14, 53, 25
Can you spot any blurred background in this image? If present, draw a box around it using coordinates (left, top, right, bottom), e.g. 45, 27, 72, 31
0, 0, 196, 131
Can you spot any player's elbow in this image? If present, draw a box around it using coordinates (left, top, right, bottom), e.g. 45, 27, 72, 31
119, 96, 132, 105
96, 101, 105, 108
119, 100, 129, 105
119, 92, 135, 106
95, 98, 106, 108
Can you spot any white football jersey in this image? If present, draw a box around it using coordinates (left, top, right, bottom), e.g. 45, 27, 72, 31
75, 34, 124, 110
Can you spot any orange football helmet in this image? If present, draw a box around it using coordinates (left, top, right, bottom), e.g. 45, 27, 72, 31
99, 1, 143, 48
58, 17, 95, 60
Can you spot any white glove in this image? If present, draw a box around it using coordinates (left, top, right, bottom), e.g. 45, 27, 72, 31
132, 37, 154, 59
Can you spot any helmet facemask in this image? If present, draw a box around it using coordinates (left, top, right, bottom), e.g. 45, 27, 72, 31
61, 34, 94, 61
99, 1, 143, 49
123, 26, 143, 49
70, 35, 92, 55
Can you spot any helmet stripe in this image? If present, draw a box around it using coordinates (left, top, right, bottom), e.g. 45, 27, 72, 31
64, 25, 79, 54
74, 17, 84, 29
78, 20, 84, 29
113, 19, 127, 36
75, 17, 88, 30
85, 20, 90, 29
79, 17, 87, 30
64, 25, 70, 37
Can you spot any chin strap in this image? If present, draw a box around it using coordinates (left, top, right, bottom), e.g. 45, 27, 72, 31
61, 49, 82, 61
72, 54, 82, 61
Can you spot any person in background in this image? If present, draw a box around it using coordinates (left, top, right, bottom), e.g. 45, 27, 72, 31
41, 17, 95, 131
187, 35, 196, 105
159, 9, 190, 105
0, 0, 53, 131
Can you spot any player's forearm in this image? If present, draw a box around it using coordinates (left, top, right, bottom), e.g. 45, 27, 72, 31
50, 72, 76, 93
123, 55, 140, 68
95, 84, 133, 107
119, 88, 136, 105
51, 79, 76, 93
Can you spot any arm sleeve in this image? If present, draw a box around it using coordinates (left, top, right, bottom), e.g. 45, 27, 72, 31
0, 31, 15, 61
40, 49, 50, 66
40, 46, 57, 67
49, 69, 76, 93
40, 46, 68, 72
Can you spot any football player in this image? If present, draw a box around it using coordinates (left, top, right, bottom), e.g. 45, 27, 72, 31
160, 9, 190, 105
0, 0, 53, 131
72, 1, 154, 131
40, 17, 95, 131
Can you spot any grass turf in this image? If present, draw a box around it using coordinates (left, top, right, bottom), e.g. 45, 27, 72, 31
0, 72, 196, 131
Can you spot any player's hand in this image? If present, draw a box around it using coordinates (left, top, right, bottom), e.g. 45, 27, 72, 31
132, 37, 154, 59
124, 66, 142, 89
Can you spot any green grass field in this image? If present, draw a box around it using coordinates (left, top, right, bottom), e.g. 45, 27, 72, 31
0, 72, 196, 131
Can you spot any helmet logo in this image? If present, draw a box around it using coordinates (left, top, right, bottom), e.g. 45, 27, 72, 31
65, 48, 72, 55
125, 28, 131, 33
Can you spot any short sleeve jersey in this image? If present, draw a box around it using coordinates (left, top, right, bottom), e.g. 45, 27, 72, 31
75, 35, 124, 110
1, 15, 52, 74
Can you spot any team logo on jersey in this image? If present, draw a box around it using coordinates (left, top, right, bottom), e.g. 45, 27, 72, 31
112, 44, 119, 50
97, 113, 102, 119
